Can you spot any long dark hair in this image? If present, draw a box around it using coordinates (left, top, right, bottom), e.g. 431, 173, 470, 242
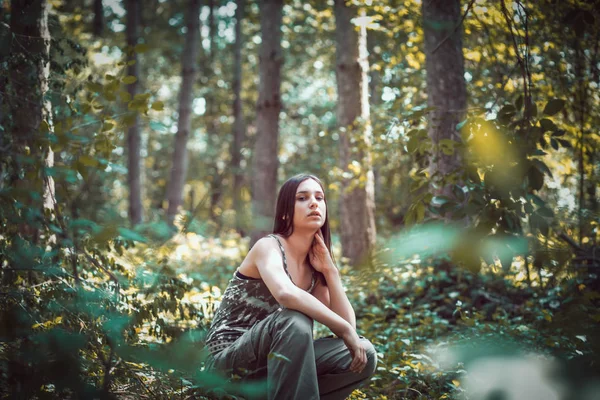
272, 174, 334, 285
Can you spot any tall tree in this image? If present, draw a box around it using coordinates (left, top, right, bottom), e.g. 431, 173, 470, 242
207, 0, 223, 222
93, 0, 104, 37
9, 0, 54, 211
125, 0, 143, 225
250, 0, 283, 245
165, 0, 202, 225
334, 0, 376, 266
422, 0, 467, 202
231, 0, 246, 234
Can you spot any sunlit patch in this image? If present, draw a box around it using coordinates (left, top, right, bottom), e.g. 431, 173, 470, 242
431, 342, 565, 400
467, 121, 516, 168
461, 356, 563, 400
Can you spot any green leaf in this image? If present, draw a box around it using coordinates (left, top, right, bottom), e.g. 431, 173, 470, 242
529, 101, 538, 118
134, 43, 149, 53
551, 138, 559, 150
78, 155, 98, 167
119, 91, 132, 103
452, 184, 466, 202
556, 138, 571, 148
416, 202, 425, 222
527, 193, 546, 207
85, 81, 103, 93
527, 166, 544, 191
539, 118, 556, 132
543, 99, 565, 116
537, 207, 554, 218
456, 119, 468, 131
515, 95, 524, 111
431, 196, 450, 206
407, 136, 418, 153
121, 75, 137, 84
40, 120, 50, 133
532, 159, 553, 177
151, 101, 164, 111
149, 121, 168, 132
118, 227, 147, 243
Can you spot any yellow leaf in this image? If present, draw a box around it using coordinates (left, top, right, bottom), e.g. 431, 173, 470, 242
134, 43, 149, 53
452, 379, 461, 387
86, 81, 103, 93
121, 75, 137, 84
119, 91, 132, 103
151, 101, 164, 111
79, 155, 98, 167
40, 120, 50, 133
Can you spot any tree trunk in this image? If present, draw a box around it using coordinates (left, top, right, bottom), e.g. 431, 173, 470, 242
207, 0, 223, 222
250, 0, 283, 246
93, 0, 104, 37
422, 0, 467, 201
9, 0, 54, 211
334, 0, 377, 266
574, 32, 587, 245
166, 0, 202, 226
231, 0, 246, 234
125, 0, 143, 226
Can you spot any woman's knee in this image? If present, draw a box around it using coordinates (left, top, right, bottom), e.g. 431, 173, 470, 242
274, 309, 313, 336
361, 338, 378, 377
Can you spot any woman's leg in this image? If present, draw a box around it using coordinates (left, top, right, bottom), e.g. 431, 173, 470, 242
314, 336, 378, 400
209, 309, 320, 400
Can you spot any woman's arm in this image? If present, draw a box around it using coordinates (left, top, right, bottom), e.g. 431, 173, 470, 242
252, 237, 367, 373
309, 233, 356, 329
320, 266, 356, 329
251, 238, 353, 337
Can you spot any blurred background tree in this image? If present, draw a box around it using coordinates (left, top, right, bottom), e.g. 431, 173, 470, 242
0, 0, 599, 398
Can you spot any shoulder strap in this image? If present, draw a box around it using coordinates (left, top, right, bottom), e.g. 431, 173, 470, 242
268, 234, 317, 292
307, 270, 317, 293
267, 234, 293, 282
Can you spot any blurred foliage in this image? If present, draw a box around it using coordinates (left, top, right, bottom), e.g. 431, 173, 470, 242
1, 0, 600, 399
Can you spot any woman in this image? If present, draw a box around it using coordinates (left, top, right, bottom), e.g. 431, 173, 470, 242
204, 174, 377, 399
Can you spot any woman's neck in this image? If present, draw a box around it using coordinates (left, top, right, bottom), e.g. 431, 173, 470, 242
281, 230, 316, 267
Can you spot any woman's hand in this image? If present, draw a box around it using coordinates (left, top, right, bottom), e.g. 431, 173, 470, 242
308, 231, 334, 273
341, 328, 368, 374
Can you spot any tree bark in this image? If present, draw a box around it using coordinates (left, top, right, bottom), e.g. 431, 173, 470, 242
9, 0, 54, 211
166, 0, 202, 226
574, 32, 586, 245
422, 0, 467, 201
207, 0, 223, 222
250, 0, 283, 246
93, 0, 104, 37
125, 0, 143, 226
231, 0, 246, 234
334, 0, 377, 266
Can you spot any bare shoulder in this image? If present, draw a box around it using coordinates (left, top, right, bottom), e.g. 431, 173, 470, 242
241, 236, 281, 272
249, 236, 280, 259
238, 237, 280, 278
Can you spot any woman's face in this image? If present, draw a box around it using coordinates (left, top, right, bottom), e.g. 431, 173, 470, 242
292, 178, 326, 232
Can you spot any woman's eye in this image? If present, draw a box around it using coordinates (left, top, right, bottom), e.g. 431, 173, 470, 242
316, 197, 324, 201
297, 197, 305, 201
